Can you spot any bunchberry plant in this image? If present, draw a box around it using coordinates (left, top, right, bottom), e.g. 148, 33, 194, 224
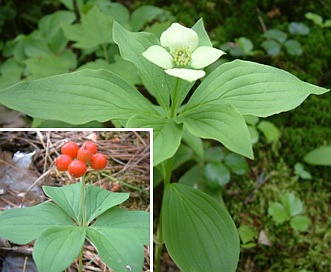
0, 140, 150, 272
0, 19, 329, 271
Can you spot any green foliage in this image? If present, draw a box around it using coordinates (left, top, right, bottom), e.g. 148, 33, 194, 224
0, 182, 149, 272
305, 12, 331, 28
0, 69, 157, 124
177, 145, 249, 196
220, 37, 256, 57
261, 28, 304, 56
238, 225, 257, 249
162, 183, 240, 272
294, 163, 312, 180
223, 159, 331, 271
303, 146, 331, 166
61, 6, 113, 49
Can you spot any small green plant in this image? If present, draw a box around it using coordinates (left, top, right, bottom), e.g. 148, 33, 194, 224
261, 26, 306, 57
175, 145, 249, 194
305, 12, 331, 28
244, 115, 281, 145
0, 140, 149, 272
294, 162, 312, 180
238, 225, 257, 249
220, 37, 257, 57
268, 192, 310, 232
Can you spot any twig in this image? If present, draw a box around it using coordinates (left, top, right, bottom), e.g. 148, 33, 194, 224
20, 168, 53, 206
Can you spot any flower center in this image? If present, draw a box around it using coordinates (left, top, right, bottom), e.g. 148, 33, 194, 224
171, 48, 191, 67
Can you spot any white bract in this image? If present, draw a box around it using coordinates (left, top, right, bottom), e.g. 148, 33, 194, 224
142, 23, 225, 82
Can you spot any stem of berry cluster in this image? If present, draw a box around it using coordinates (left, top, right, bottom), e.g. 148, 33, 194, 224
78, 175, 87, 272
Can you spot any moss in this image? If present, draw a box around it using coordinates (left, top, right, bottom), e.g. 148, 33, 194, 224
224, 159, 331, 271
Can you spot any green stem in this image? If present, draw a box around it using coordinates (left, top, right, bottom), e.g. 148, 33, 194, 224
102, 43, 109, 63
81, 176, 87, 227
164, 157, 174, 185
170, 78, 181, 118
154, 157, 173, 271
78, 245, 84, 272
78, 176, 87, 272
154, 215, 163, 272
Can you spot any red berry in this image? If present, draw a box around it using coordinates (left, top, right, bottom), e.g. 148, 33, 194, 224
61, 141, 79, 159
83, 141, 98, 154
91, 153, 107, 170
68, 160, 87, 178
77, 146, 93, 163
55, 154, 73, 171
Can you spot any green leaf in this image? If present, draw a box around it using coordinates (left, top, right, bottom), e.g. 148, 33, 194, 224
183, 60, 329, 118
236, 37, 254, 54
204, 162, 231, 187
192, 18, 213, 47
127, 115, 183, 165
87, 208, 149, 271
130, 5, 166, 31
85, 185, 129, 224
87, 228, 144, 272
182, 127, 204, 161
305, 12, 323, 27
264, 29, 288, 43
113, 21, 169, 110
178, 104, 253, 159
178, 164, 204, 188
248, 125, 259, 144
290, 215, 310, 232
0, 58, 23, 88
261, 40, 281, 56
78, 57, 141, 86
0, 69, 156, 124
91, 207, 150, 245
38, 10, 75, 53
162, 183, 240, 272
0, 202, 74, 244
288, 22, 310, 35
294, 162, 312, 180
284, 39, 303, 56
32, 119, 105, 128
173, 144, 194, 171
257, 120, 281, 143
238, 225, 256, 244
43, 183, 83, 223
205, 146, 225, 163
244, 115, 259, 126
281, 192, 303, 217
268, 202, 289, 223
61, 6, 113, 49
224, 153, 249, 175
33, 226, 85, 272
303, 146, 331, 166
24, 52, 75, 79
97, 2, 130, 27
324, 19, 331, 27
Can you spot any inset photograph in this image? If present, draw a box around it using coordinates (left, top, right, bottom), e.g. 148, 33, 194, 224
0, 130, 151, 272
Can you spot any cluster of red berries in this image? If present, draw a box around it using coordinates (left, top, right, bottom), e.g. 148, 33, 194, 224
55, 141, 107, 178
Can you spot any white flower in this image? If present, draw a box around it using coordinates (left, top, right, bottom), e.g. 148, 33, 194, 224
142, 23, 225, 82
